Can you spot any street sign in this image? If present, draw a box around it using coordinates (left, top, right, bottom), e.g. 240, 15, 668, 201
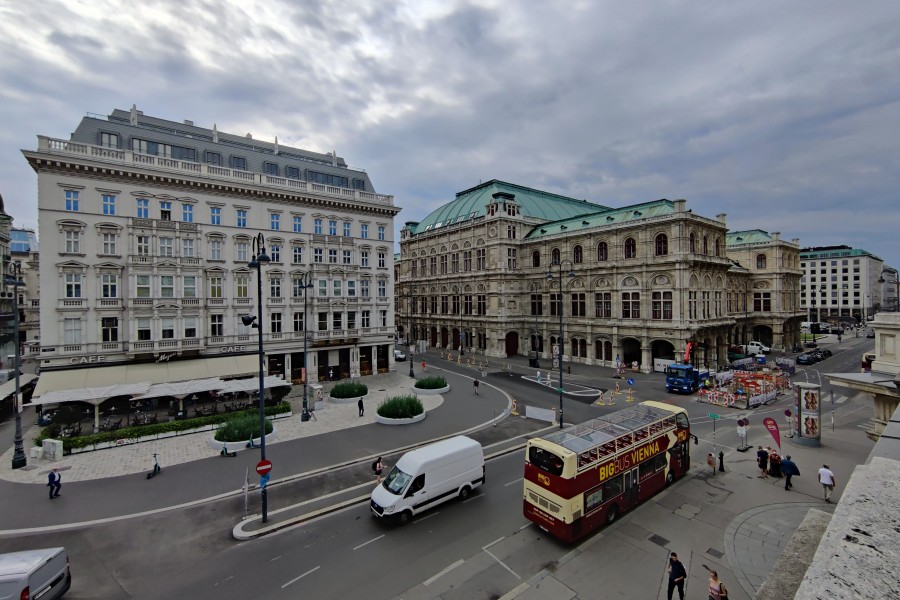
256, 459, 273, 476
627, 378, 635, 386
707, 413, 720, 419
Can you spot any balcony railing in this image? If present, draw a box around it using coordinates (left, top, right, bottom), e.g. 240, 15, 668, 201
39, 136, 394, 206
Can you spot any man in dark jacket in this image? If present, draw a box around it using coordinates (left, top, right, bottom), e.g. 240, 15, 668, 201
781, 455, 800, 490
756, 446, 769, 478
666, 552, 687, 600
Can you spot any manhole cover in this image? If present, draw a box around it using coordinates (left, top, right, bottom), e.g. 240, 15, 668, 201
706, 548, 724, 558
648, 534, 670, 547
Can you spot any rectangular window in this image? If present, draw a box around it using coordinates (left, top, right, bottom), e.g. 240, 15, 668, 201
754, 292, 772, 312
159, 237, 174, 257
101, 273, 118, 298
100, 132, 119, 149
622, 292, 640, 319
362, 310, 371, 328
507, 248, 517, 269
361, 280, 370, 298
270, 244, 281, 263
102, 233, 117, 255
307, 170, 349, 187
270, 276, 282, 298
329, 220, 337, 235
206, 151, 222, 166
236, 209, 247, 228
209, 314, 224, 337
136, 235, 149, 256
65, 189, 79, 212
332, 312, 342, 330
342, 249, 352, 265
440, 255, 447, 274
136, 275, 150, 298
347, 280, 356, 297
476, 249, 486, 270
348, 311, 357, 329
210, 240, 222, 260
210, 206, 221, 225
102, 193, 116, 215
137, 198, 149, 218
464, 295, 473, 314
293, 312, 305, 332
463, 251, 472, 272
235, 276, 248, 299
182, 238, 195, 258
318, 312, 328, 331
183, 276, 197, 298
343, 222, 351, 237
571, 292, 585, 317
411, 262, 418, 277
64, 273, 82, 298
361, 251, 370, 267
286, 166, 300, 179
380, 310, 387, 327
378, 280, 386, 298
595, 292, 611, 318
270, 312, 282, 333
441, 296, 449, 314
293, 216, 302, 232
291, 277, 305, 298
333, 280, 342, 297
64, 318, 83, 345
231, 156, 247, 170
271, 213, 280, 230
361, 224, 369, 239
182, 204, 193, 222
314, 248, 323, 263
353, 178, 365, 190
314, 219, 323, 234
378, 252, 386, 268
136, 317, 152, 341
236, 242, 248, 263
160, 201, 172, 221
328, 249, 338, 264
319, 280, 328, 297
293, 246, 304, 264
550, 293, 562, 317
451, 253, 459, 273
652, 292, 673, 320
161, 318, 175, 339
477, 295, 486, 316
209, 277, 223, 298
160, 275, 174, 298
101, 317, 118, 342
184, 317, 197, 338
378, 225, 386, 240
264, 162, 279, 176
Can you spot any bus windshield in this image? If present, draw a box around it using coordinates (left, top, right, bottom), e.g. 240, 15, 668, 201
382, 466, 413, 495
528, 446, 564, 476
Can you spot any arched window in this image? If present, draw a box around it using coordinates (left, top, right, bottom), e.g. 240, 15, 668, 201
597, 242, 608, 261
551, 248, 560, 264
532, 251, 541, 268
702, 235, 709, 255
715, 238, 721, 257
624, 237, 637, 259
573, 245, 583, 264
756, 254, 767, 269
655, 233, 668, 256
689, 232, 696, 253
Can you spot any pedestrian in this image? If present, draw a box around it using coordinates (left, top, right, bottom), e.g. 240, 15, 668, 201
422, 360, 427, 372
358, 397, 364, 417
666, 552, 687, 600
536, 369, 541, 383
781, 455, 800, 491
707, 452, 716, 475
756, 445, 769, 478
818, 464, 837, 502
473, 379, 480, 395
704, 566, 728, 600
47, 467, 61, 499
329, 367, 334, 381
373, 456, 384, 484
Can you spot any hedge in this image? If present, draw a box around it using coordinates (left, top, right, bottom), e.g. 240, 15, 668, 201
214, 413, 274, 442
414, 376, 447, 390
329, 382, 368, 399
377, 395, 424, 419
35, 402, 291, 452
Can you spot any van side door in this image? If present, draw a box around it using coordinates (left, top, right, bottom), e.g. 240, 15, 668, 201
404, 474, 429, 512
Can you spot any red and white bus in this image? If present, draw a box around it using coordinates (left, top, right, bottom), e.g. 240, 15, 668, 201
523, 401, 694, 542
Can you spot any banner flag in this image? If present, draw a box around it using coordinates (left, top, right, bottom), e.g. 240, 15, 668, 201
763, 417, 781, 449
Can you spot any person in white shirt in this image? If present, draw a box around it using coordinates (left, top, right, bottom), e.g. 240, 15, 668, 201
818, 464, 836, 502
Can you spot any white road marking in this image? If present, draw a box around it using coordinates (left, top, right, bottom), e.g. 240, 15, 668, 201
518, 522, 532, 531
353, 534, 385, 550
482, 537, 521, 580
423, 559, 465, 586
835, 396, 848, 404
462, 494, 484, 504
505, 478, 523, 487
282, 566, 320, 588
270, 555, 282, 562
414, 512, 439, 524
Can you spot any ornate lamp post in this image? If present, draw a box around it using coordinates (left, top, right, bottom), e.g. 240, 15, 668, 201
547, 259, 574, 429
247, 233, 271, 522
299, 273, 313, 421
8, 262, 25, 469
407, 290, 415, 377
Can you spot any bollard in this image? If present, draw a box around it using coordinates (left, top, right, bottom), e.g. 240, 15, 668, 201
568, 365, 571, 374
718, 451, 725, 472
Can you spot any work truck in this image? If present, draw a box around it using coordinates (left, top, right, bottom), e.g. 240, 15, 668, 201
665, 363, 710, 394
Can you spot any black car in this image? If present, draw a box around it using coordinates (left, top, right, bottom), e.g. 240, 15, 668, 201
796, 353, 817, 365
867, 329, 876, 338
804, 341, 819, 348
819, 348, 833, 358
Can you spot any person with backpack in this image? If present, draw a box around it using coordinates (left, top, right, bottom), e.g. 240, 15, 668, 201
473, 379, 480, 395
373, 457, 384, 484
705, 567, 728, 599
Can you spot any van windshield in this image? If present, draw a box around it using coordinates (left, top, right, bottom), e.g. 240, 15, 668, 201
382, 466, 413, 495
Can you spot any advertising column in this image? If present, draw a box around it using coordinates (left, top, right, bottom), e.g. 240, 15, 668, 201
793, 382, 822, 446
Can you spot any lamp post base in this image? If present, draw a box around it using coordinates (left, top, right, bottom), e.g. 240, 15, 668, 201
301, 409, 310, 422
408, 365, 415, 378
11, 454, 26, 469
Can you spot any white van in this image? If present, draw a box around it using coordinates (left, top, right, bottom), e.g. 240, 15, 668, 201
0, 547, 70, 600
370, 436, 485, 523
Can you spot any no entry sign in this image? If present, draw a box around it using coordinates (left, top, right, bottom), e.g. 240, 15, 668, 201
256, 459, 273, 476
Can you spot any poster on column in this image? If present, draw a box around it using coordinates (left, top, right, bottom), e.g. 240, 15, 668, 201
794, 382, 822, 441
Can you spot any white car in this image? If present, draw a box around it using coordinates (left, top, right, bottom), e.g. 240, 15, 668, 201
394, 349, 407, 361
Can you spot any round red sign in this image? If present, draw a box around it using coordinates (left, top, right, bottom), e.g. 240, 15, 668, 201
256, 459, 273, 475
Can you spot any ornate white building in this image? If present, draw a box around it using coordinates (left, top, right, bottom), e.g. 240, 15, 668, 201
24, 106, 399, 397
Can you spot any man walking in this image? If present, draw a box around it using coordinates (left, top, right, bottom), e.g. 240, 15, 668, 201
358, 397, 364, 417
756, 445, 769, 478
47, 467, 61, 499
473, 379, 480, 395
666, 552, 687, 600
781, 455, 800, 490
818, 464, 837, 502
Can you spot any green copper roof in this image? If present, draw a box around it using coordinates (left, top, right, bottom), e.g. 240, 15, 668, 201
406, 180, 607, 235
524, 199, 675, 239
726, 230, 773, 245
800, 246, 882, 260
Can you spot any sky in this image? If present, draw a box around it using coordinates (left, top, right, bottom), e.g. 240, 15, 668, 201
1, 0, 898, 266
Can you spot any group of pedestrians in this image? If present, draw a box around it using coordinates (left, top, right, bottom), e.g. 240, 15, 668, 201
755, 446, 837, 501
666, 552, 729, 600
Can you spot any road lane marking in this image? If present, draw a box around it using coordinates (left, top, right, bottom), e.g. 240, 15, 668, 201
414, 512, 439, 524
504, 478, 523, 487
423, 559, 465, 586
462, 494, 484, 504
353, 534, 385, 550
282, 566, 320, 588
270, 555, 282, 561
835, 396, 848, 404
482, 537, 520, 580
518, 522, 532, 531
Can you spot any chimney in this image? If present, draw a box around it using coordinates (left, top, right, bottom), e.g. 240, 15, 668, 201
716, 213, 727, 224
772, 231, 781, 241
184, 120, 194, 126
674, 199, 687, 212
791, 238, 800, 245
246, 133, 252, 139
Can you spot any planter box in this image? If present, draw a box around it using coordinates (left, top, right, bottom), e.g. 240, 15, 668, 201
207, 426, 278, 452
375, 413, 427, 426
328, 393, 368, 405
413, 385, 450, 395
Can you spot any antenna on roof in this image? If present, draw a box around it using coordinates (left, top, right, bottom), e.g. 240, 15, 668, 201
129, 104, 138, 126
274, 136, 280, 155
332, 150, 337, 166
212, 124, 219, 143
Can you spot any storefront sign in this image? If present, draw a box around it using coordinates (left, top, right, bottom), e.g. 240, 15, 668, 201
220, 346, 246, 353
68, 355, 107, 365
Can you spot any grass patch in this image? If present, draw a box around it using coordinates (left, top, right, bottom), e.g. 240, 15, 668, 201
329, 382, 368, 398
377, 395, 424, 419
414, 376, 447, 390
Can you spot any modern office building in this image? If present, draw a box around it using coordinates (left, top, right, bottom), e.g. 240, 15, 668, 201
23, 106, 399, 398
396, 180, 803, 372
799, 245, 889, 322
9, 228, 39, 351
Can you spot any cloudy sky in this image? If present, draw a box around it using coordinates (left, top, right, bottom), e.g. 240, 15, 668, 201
1, 0, 898, 266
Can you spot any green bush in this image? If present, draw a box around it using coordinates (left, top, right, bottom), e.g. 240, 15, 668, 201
214, 413, 274, 442
329, 382, 368, 398
35, 402, 291, 452
414, 376, 447, 390
377, 395, 424, 419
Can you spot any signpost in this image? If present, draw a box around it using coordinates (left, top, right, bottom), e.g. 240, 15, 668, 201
708, 412, 720, 451
257, 459, 272, 490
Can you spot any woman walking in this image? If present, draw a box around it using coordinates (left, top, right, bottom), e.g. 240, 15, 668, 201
373, 457, 384, 484
705, 568, 728, 600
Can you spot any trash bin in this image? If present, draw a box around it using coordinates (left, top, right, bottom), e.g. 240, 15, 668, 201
755, 354, 766, 365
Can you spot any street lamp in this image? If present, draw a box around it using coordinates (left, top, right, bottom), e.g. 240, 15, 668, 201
7, 262, 25, 469
407, 290, 414, 378
743, 278, 749, 345
247, 233, 271, 523
299, 273, 314, 421
547, 259, 574, 429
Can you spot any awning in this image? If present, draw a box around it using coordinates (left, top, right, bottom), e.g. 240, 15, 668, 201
134, 378, 225, 400
0, 374, 38, 400
217, 376, 291, 395
29, 382, 153, 407
33, 354, 260, 398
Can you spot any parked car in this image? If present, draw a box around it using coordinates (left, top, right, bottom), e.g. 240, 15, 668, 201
796, 353, 818, 365
0, 547, 70, 600
819, 348, 833, 358
393, 349, 407, 361
791, 343, 804, 353
804, 341, 819, 348
867, 329, 876, 338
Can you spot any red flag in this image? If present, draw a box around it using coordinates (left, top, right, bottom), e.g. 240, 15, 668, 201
763, 417, 781, 449
684, 342, 693, 362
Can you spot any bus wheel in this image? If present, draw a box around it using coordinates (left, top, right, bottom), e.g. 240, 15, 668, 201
398, 510, 413, 524
459, 486, 471, 500
665, 472, 675, 487
606, 505, 618, 525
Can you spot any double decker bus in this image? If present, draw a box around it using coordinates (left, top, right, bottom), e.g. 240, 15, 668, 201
523, 401, 694, 542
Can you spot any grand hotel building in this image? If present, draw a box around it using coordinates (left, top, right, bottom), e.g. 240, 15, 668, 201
24, 106, 399, 397
396, 181, 803, 371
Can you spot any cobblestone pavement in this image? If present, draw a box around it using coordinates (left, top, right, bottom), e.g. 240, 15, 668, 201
0, 372, 441, 484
